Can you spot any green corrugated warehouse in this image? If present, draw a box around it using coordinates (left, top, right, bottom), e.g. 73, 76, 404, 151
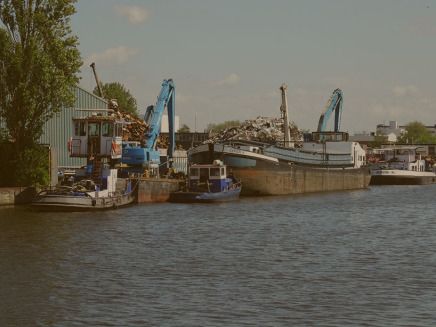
39, 86, 108, 168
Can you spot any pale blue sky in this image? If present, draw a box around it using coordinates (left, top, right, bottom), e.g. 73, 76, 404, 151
73, 0, 436, 132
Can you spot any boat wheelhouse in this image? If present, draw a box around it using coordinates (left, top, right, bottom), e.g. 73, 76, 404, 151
70, 114, 123, 161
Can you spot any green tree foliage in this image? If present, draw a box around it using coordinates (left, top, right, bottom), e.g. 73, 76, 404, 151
93, 82, 138, 116
178, 124, 191, 133
0, 0, 81, 186
206, 120, 241, 133
398, 121, 436, 144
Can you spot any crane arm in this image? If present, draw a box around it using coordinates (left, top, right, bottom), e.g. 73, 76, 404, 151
317, 88, 343, 132
144, 79, 175, 158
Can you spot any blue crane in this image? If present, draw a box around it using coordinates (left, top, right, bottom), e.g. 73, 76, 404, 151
122, 79, 175, 169
317, 89, 343, 132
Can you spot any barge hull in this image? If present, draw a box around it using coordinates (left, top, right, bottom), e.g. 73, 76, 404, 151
232, 165, 370, 196
370, 175, 436, 185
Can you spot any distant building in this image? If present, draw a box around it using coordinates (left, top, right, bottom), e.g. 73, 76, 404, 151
376, 121, 436, 143
424, 124, 436, 137
349, 132, 375, 145
375, 121, 405, 142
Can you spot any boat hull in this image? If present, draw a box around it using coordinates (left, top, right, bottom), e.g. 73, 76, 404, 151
370, 170, 436, 185
231, 165, 370, 195
31, 192, 136, 211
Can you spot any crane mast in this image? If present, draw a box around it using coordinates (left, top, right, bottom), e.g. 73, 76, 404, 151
90, 62, 104, 98
280, 83, 292, 148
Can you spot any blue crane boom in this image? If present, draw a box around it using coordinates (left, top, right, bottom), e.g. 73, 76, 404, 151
317, 89, 343, 132
122, 79, 175, 169
144, 79, 175, 158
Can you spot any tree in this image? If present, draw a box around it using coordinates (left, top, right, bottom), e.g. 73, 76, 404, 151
0, 0, 81, 184
93, 82, 138, 116
397, 121, 436, 144
206, 120, 241, 133
178, 124, 190, 133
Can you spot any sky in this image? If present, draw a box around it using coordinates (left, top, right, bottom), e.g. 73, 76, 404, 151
72, 0, 436, 133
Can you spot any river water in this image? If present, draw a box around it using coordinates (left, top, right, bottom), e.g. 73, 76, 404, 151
1, 185, 436, 326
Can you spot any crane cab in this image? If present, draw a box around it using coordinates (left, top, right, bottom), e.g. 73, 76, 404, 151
70, 115, 123, 159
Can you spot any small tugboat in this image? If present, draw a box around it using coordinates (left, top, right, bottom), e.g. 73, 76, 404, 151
169, 160, 241, 203
370, 146, 436, 185
31, 169, 137, 211
32, 109, 137, 210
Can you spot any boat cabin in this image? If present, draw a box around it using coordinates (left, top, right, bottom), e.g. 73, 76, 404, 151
70, 115, 123, 159
188, 160, 234, 192
372, 147, 427, 171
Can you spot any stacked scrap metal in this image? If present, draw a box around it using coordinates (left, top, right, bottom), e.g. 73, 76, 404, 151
205, 116, 301, 144
112, 110, 168, 148
113, 111, 147, 142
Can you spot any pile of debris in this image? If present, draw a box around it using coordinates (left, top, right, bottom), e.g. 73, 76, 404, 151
112, 110, 170, 147
205, 116, 302, 145
113, 111, 148, 143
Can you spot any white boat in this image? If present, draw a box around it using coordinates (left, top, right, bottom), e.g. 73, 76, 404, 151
370, 147, 436, 185
31, 169, 137, 211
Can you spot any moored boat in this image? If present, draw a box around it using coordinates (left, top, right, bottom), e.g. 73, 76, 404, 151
31, 169, 137, 211
370, 147, 436, 185
189, 86, 370, 196
169, 160, 241, 203
189, 139, 370, 195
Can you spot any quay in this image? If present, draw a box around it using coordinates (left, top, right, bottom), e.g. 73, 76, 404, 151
0, 179, 181, 206
0, 187, 37, 206
117, 178, 180, 203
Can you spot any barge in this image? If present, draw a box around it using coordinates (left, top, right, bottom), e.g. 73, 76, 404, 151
189, 139, 370, 195
189, 85, 371, 195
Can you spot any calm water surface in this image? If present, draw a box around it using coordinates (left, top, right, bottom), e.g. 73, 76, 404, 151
1, 185, 436, 326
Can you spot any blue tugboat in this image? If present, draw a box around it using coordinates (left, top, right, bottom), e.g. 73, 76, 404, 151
169, 160, 241, 203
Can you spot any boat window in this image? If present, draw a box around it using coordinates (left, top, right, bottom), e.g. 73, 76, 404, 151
200, 168, 209, 181
74, 121, 86, 136
220, 167, 225, 176
115, 123, 123, 137
88, 122, 100, 136
102, 122, 113, 137
190, 168, 199, 176
210, 168, 220, 177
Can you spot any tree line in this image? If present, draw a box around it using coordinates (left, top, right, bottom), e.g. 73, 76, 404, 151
0, 0, 138, 186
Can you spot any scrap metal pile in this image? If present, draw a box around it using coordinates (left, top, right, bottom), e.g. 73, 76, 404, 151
205, 116, 302, 145
113, 111, 147, 142
112, 110, 167, 147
